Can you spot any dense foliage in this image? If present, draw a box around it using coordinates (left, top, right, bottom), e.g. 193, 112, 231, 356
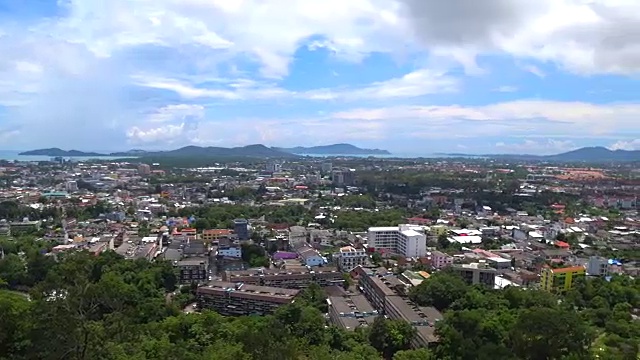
409, 271, 640, 359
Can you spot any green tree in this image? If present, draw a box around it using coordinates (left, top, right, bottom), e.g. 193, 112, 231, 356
367, 316, 416, 359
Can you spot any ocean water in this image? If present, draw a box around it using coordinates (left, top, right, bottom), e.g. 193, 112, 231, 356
0, 151, 132, 162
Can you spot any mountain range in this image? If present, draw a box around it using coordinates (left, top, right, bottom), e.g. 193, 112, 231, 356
441, 147, 639, 162
19, 143, 390, 158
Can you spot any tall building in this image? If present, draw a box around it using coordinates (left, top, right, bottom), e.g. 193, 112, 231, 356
321, 162, 333, 174
266, 162, 282, 173
367, 225, 428, 258
233, 218, 249, 240
65, 181, 78, 192
540, 266, 585, 292
138, 163, 151, 176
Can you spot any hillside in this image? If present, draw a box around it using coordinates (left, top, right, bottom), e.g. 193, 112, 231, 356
441, 146, 639, 162
277, 143, 391, 155
19, 148, 106, 157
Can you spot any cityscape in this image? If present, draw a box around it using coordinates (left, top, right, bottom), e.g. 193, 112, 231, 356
0, 1, 639, 360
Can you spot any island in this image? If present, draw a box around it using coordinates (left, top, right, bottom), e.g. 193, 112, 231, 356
276, 143, 391, 155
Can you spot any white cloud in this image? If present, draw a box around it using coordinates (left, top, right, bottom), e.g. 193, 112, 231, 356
495, 139, 576, 154
493, 85, 518, 92
609, 139, 640, 151
332, 100, 640, 137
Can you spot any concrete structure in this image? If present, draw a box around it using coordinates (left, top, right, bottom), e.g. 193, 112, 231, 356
334, 246, 368, 271
66, 180, 78, 192
587, 256, 609, 277
297, 244, 326, 267
202, 229, 233, 243
217, 245, 242, 259
222, 267, 343, 289
367, 225, 427, 258
233, 219, 249, 241
138, 163, 151, 176
176, 257, 208, 284
540, 266, 585, 293
452, 263, 497, 287
197, 281, 299, 316
327, 295, 378, 330
428, 250, 452, 269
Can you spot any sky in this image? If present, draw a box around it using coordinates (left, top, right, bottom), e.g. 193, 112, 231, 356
0, 0, 639, 155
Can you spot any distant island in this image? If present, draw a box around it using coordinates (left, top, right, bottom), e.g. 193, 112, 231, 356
439, 147, 639, 162
276, 143, 391, 155
19, 143, 392, 158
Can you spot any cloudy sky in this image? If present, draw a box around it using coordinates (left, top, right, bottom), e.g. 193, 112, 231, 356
0, 0, 639, 155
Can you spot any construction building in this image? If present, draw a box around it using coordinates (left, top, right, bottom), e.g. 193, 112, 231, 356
451, 262, 497, 287
197, 281, 299, 316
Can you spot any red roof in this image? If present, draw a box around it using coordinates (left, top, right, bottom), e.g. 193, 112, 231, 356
554, 240, 570, 249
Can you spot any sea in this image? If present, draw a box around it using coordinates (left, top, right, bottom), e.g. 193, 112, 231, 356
0, 151, 134, 162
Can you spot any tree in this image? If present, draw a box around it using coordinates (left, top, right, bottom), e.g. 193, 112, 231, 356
342, 273, 353, 291
368, 317, 416, 359
193, 218, 211, 231
393, 348, 435, 360
371, 252, 383, 265
409, 271, 468, 311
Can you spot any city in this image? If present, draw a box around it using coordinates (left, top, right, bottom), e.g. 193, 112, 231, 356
0, 153, 638, 359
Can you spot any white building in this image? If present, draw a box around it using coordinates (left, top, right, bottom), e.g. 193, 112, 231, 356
367, 224, 427, 258
217, 246, 242, 259
266, 162, 282, 173
66, 181, 78, 192
586, 256, 609, 277
335, 246, 367, 271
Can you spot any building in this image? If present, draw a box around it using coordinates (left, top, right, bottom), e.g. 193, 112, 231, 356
452, 263, 497, 287
327, 295, 378, 330
321, 162, 332, 174
540, 266, 585, 292
66, 180, 78, 192
586, 256, 609, 277
233, 219, 249, 241
266, 162, 282, 173
222, 267, 343, 289
385, 295, 443, 348
197, 281, 299, 316
138, 163, 151, 176
176, 257, 209, 284
9, 220, 41, 234
217, 245, 242, 259
296, 244, 326, 267
202, 229, 233, 243
428, 250, 452, 269
367, 225, 427, 258
334, 246, 368, 271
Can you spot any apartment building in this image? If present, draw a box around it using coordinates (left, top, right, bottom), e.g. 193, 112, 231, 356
540, 266, 585, 293
385, 295, 443, 348
176, 257, 208, 284
327, 295, 378, 330
217, 245, 242, 259
197, 281, 299, 316
222, 267, 343, 289
428, 250, 453, 269
234, 219, 249, 241
334, 246, 368, 271
353, 266, 443, 347
451, 263, 497, 287
202, 229, 233, 243
367, 224, 427, 258
586, 256, 609, 277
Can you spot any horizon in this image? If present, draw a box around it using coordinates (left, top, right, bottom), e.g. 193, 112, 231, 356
0, 1, 638, 154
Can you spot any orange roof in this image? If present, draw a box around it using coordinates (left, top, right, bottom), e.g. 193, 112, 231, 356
203, 229, 232, 235
550, 266, 584, 274
564, 217, 575, 224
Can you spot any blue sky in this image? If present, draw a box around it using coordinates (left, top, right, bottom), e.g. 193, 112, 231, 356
0, 0, 639, 155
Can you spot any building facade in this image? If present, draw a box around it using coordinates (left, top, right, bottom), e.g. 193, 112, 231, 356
176, 257, 208, 284
540, 266, 585, 292
335, 246, 368, 271
197, 281, 299, 316
233, 219, 249, 241
452, 263, 497, 287
222, 267, 343, 289
586, 256, 609, 277
367, 224, 427, 258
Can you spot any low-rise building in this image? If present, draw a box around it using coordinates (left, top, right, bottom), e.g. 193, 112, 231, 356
451, 262, 497, 287
176, 257, 209, 284
222, 267, 343, 289
586, 256, 609, 277
197, 281, 299, 316
217, 245, 242, 259
327, 295, 378, 330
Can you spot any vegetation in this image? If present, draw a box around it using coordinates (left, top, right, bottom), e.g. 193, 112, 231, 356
409, 270, 640, 359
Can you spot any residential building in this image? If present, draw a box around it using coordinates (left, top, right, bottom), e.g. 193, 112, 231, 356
452, 262, 497, 287
428, 250, 453, 269
587, 256, 609, 277
327, 295, 378, 331
176, 257, 209, 284
540, 266, 585, 293
9, 220, 41, 233
297, 244, 326, 267
266, 162, 282, 173
66, 180, 78, 192
321, 162, 332, 174
138, 163, 151, 176
217, 245, 242, 259
197, 281, 299, 316
234, 219, 249, 241
202, 229, 233, 243
385, 295, 443, 348
222, 267, 343, 289
367, 224, 427, 258
334, 246, 368, 271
